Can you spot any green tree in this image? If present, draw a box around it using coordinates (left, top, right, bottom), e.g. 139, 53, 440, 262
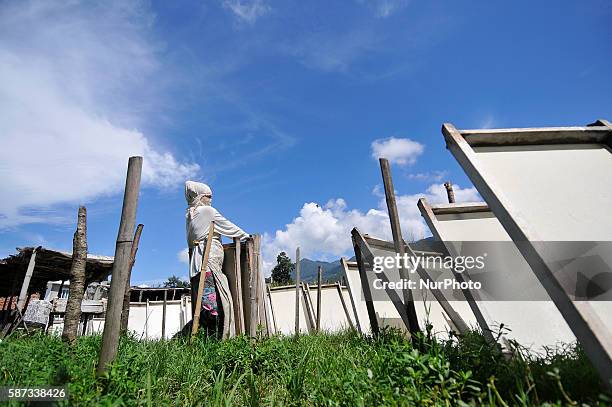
271, 252, 294, 285
164, 275, 190, 288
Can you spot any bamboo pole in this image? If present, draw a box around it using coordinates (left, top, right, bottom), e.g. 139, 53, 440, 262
97, 156, 142, 375
379, 158, 421, 336
191, 222, 215, 337
316, 266, 322, 332
121, 224, 143, 333
294, 247, 301, 335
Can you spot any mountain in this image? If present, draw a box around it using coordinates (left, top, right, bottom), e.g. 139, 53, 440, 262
289, 258, 344, 284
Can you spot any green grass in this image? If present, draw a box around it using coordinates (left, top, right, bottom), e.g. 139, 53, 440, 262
0, 327, 609, 406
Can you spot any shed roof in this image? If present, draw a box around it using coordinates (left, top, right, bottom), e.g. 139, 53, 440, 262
0, 246, 114, 297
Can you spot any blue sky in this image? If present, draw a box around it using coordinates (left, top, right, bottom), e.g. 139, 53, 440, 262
0, 0, 610, 286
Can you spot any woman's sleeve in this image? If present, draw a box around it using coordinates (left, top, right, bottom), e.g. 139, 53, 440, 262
212, 208, 250, 240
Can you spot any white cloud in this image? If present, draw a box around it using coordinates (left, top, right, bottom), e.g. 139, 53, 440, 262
371, 137, 424, 165
0, 1, 198, 227
262, 183, 480, 274
479, 115, 496, 129
177, 248, 190, 264
223, 0, 271, 24
408, 170, 448, 182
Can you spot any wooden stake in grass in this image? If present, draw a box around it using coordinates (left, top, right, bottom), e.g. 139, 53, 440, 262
316, 266, 322, 332
120, 224, 143, 333
294, 247, 301, 336
191, 221, 215, 338
98, 156, 142, 376
62, 206, 88, 343
379, 158, 421, 337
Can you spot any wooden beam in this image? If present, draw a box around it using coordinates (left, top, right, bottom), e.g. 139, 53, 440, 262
336, 283, 355, 331
316, 266, 322, 332
17, 247, 40, 312
98, 156, 142, 375
121, 224, 143, 333
294, 247, 301, 336
459, 126, 610, 147
266, 284, 278, 334
379, 158, 421, 336
161, 290, 167, 340
191, 222, 215, 338
302, 283, 315, 332
340, 258, 362, 333
442, 121, 612, 387
351, 230, 379, 336
430, 202, 490, 215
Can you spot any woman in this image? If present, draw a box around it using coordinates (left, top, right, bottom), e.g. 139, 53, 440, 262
185, 181, 249, 339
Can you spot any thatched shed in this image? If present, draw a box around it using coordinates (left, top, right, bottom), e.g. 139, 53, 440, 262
0, 247, 114, 298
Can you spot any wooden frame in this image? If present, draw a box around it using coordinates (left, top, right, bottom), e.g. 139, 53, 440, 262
340, 258, 363, 333
417, 198, 494, 342
442, 121, 612, 386
352, 228, 470, 335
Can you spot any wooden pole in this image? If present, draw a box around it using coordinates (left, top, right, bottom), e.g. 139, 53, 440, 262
121, 224, 143, 333
248, 238, 258, 337
145, 299, 149, 339
97, 156, 142, 375
63, 206, 88, 343
266, 284, 278, 334
444, 182, 455, 203
17, 247, 40, 312
191, 222, 215, 338
352, 232, 379, 336
316, 266, 322, 332
294, 247, 301, 335
161, 290, 167, 340
302, 283, 315, 332
233, 238, 244, 334
336, 282, 355, 330
379, 158, 421, 336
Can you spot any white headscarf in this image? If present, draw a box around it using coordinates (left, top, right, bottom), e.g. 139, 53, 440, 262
185, 181, 212, 217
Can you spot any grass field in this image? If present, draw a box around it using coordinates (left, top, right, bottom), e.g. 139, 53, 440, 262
0, 327, 609, 406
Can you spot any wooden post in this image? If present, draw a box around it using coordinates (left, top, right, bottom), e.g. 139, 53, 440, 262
351, 231, 379, 336
266, 284, 278, 334
191, 222, 215, 337
336, 282, 355, 330
302, 283, 316, 332
233, 238, 244, 334
444, 182, 455, 203
316, 266, 322, 332
161, 290, 167, 340
248, 238, 258, 337
145, 299, 149, 339
97, 156, 142, 375
63, 206, 88, 343
121, 224, 143, 333
294, 247, 301, 335
17, 247, 40, 312
379, 158, 421, 336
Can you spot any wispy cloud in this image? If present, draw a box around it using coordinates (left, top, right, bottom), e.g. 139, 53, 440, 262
408, 170, 448, 182
358, 0, 410, 18
479, 115, 497, 129
223, 0, 271, 25
0, 1, 198, 228
371, 137, 424, 165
